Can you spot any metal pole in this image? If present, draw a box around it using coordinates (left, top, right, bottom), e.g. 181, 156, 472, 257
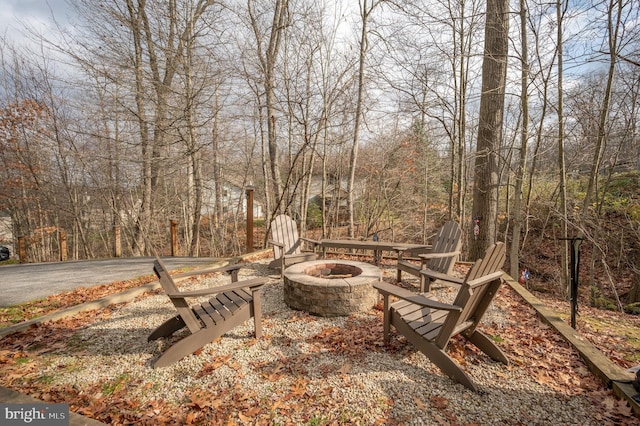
246, 186, 254, 253
561, 236, 583, 329
170, 219, 178, 256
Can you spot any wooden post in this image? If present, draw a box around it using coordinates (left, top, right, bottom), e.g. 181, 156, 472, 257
170, 219, 178, 256
59, 229, 67, 261
113, 226, 122, 257
246, 186, 254, 253
18, 236, 26, 263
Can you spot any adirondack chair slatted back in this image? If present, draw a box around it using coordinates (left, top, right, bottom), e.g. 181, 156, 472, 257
271, 214, 302, 259
427, 221, 463, 274
396, 221, 462, 287
153, 258, 203, 334
434, 242, 506, 349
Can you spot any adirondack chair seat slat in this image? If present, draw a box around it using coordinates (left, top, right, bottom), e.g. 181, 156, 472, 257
222, 290, 250, 312
409, 311, 448, 332
414, 322, 445, 340
149, 257, 268, 368
374, 242, 509, 392
193, 305, 216, 327
206, 298, 233, 321
200, 302, 225, 325
395, 221, 463, 292
411, 314, 446, 332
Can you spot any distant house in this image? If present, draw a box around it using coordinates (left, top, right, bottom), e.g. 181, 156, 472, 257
308, 176, 350, 224
201, 179, 264, 220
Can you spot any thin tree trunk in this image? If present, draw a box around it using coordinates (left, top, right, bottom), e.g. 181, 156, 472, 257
510, 0, 529, 278
557, 0, 569, 295
250, 0, 288, 213
348, 0, 380, 238
582, 0, 621, 213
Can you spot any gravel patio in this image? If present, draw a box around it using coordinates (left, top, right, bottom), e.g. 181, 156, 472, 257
0, 257, 637, 425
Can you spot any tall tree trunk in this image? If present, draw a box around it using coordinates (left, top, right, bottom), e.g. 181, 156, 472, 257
510, 0, 530, 278
126, 0, 152, 256
249, 0, 289, 214
348, 0, 380, 238
582, 0, 621, 213
469, 0, 509, 260
557, 0, 570, 295
212, 89, 224, 249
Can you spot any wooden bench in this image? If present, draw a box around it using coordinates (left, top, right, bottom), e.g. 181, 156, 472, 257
319, 239, 430, 264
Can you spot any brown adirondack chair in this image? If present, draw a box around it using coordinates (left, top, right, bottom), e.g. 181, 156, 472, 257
148, 257, 268, 368
374, 242, 508, 391
268, 214, 319, 277
394, 220, 462, 292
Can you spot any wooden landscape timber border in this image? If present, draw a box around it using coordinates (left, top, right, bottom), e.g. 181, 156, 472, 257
505, 276, 640, 416
0, 250, 638, 418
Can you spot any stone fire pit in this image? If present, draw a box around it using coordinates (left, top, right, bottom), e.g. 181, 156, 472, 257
283, 260, 381, 317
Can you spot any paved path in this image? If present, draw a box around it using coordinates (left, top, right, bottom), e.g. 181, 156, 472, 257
0, 257, 219, 307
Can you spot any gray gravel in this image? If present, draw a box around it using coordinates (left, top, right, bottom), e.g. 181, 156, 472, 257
16, 260, 628, 424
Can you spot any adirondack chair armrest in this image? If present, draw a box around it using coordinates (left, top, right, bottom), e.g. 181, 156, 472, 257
392, 246, 434, 263
300, 237, 320, 247
419, 269, 464, 286
391, 245, 430, 252
172, 264, 243, 279
418, 250, 460, 261
268, 239, 285, 248
166, 277, 268, 298
373, 281, 462, 312
466, 270, 504, 288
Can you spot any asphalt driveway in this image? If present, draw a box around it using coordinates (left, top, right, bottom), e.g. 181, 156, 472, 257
0, 257, 220, 307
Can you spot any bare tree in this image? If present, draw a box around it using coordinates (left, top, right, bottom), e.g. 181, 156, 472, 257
247, 0, 290, 217
347, 0, 383, 238
510, 0, 530, 278
469, 0, 510, 259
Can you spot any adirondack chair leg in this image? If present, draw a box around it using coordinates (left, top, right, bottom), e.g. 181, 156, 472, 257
153, 306, 253, 368
420, 342, 479, 392
280, 258, 285, 279
396, 249, 404, 282
380, 292, 391, 344
392, 310, 479, 391
465, 330, 509, 364
148, 315, 186, 341
419, 272, 428, 293
153, 329, 219, 368
251, 289, 262, 339
419, 258, 435, 292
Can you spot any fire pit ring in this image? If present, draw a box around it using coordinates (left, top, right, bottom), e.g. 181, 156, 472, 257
283, 260, 381, 317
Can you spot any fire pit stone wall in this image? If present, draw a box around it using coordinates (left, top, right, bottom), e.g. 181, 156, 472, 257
283, 260, 381, 317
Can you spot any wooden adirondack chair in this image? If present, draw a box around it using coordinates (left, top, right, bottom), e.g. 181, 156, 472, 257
268, 214, 320, 277
394, 220, 462, 292
374, 242, 508, 391
148, 258, 268, 368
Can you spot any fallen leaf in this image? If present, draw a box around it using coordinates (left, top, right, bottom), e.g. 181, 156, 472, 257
338, 362, 352, 374
430, 396, 449, 410
243, 407, 261, 417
